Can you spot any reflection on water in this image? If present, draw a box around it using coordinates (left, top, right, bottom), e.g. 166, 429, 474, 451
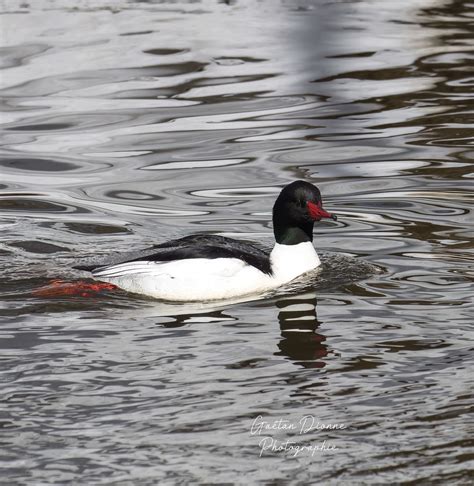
0, 0, 473, 484
149, 292, 328, 367
276, 293, 329, 369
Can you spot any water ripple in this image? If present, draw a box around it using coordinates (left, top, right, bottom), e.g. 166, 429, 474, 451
0, 1, 472, 484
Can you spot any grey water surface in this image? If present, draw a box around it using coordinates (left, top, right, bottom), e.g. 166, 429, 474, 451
0, 0, 473, 484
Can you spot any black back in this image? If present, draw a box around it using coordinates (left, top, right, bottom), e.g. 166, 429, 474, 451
75, 234, 272, 275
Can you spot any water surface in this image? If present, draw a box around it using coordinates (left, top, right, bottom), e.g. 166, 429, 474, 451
0, 0, 472, 484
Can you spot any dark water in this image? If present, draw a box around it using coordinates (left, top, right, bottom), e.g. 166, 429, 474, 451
1, 1, 473, 484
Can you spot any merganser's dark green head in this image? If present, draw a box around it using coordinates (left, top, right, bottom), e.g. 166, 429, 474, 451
272, 180, 337, 245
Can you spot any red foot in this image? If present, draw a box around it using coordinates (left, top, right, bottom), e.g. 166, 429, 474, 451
33, 279, 118, 298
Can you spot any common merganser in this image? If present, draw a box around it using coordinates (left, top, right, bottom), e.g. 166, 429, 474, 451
75, 181, 337, 301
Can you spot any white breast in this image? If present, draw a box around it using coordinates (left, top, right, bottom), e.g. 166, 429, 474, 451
270, 242, 321, 284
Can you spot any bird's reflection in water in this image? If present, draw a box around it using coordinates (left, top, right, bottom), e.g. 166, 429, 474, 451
152, 292, 328, 368
275, 292, 328, 368
157, 310, 237, 328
